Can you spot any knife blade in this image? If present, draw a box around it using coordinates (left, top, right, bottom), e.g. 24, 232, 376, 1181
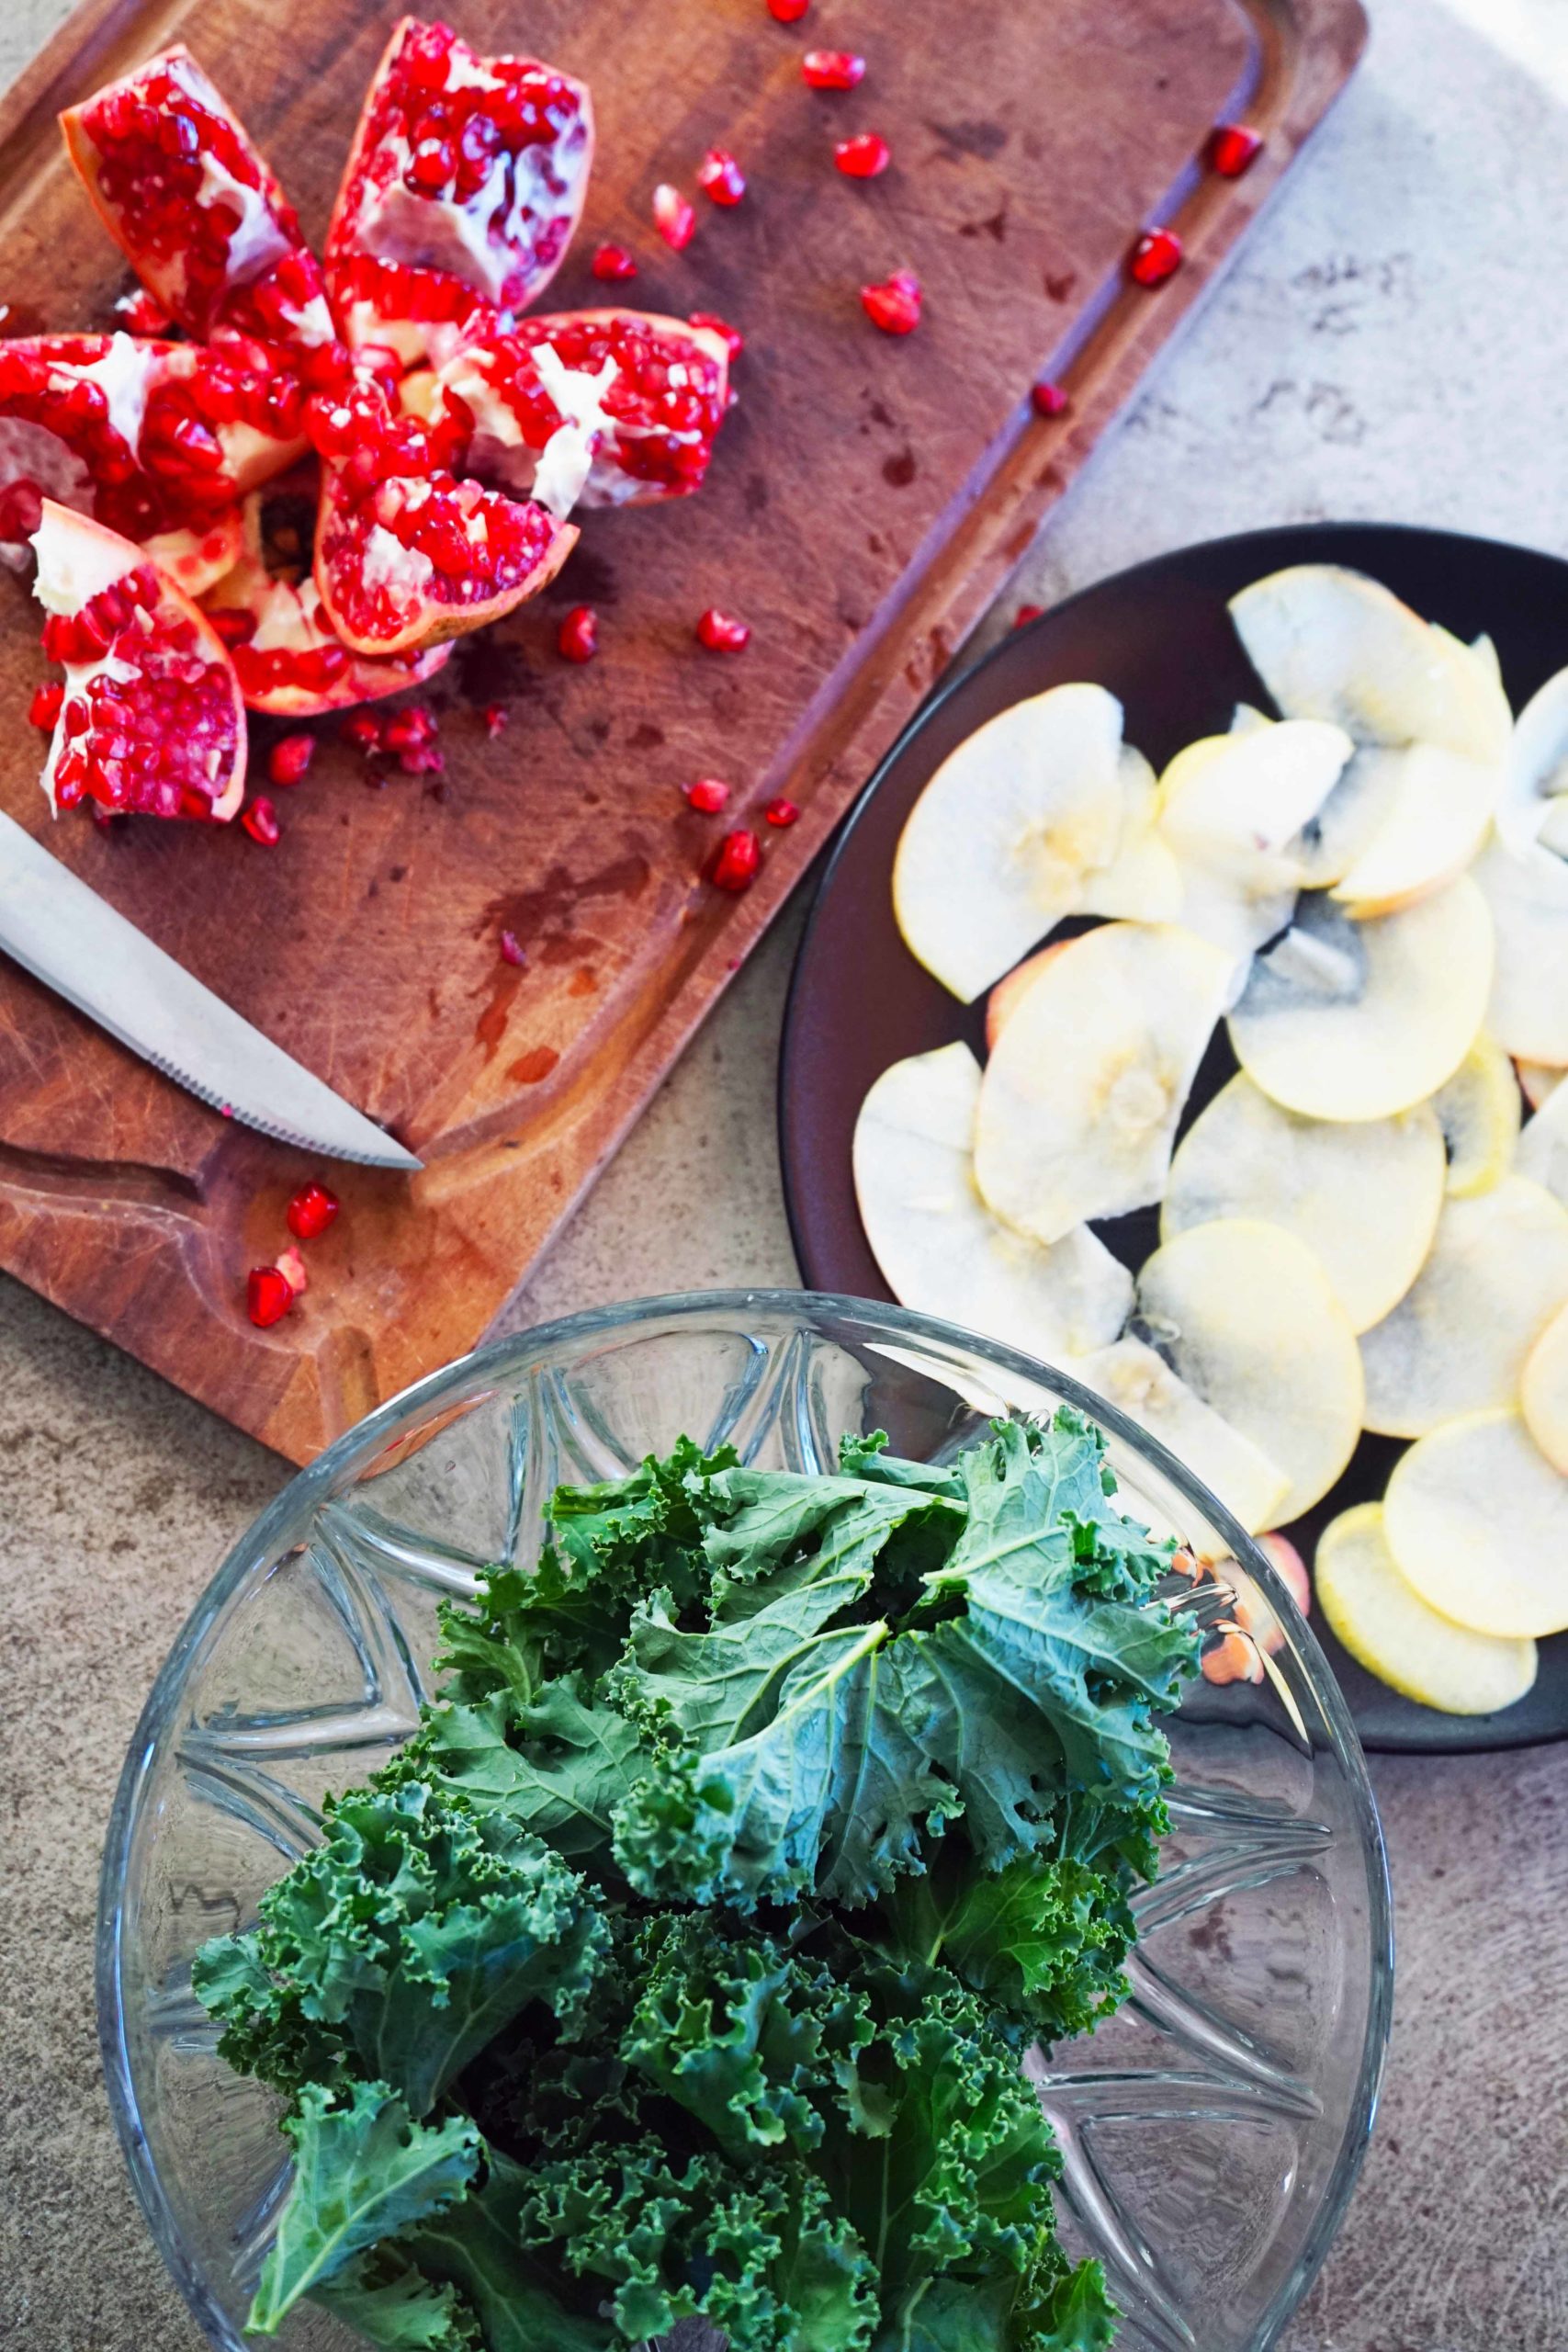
0, 811, 422, 1170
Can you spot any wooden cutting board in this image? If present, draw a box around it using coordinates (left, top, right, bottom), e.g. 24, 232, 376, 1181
0, 0, 1364, 1462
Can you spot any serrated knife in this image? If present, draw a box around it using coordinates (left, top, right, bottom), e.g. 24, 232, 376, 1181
0, 811, 421, 1170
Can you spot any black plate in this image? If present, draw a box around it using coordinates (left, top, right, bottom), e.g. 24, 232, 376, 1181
779, 522, 1568, 1755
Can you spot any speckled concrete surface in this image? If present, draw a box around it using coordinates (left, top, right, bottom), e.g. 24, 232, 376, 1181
2, 2, 1566, 2346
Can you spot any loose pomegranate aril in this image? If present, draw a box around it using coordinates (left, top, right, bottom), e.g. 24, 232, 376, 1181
711, 827, 761, 889
558, 605, 599, 662
653, 183, 697, 251
696, 147, 747, 206
242, 794, 280, 843
764, 797, 799, 827
341, 711, 384, 752
286, 1179, 340, 1239
1013, 603, 1045, 628
268, 732, 315, 786
803, 50, 865, 89
1031, 379, 1069, 417
592, 243, 639, 281
1210, 122, 1263, 178
686, 776, 731, 813
499, 929, 528, 967
835, 132, 890, 178
28, 681, 63, 729
696, 607, 751, 652
689, 311, 744, 359
246, 1263, 295, 1327
1130, 227, 1183, 287
768, 0, 810, 17
862, 272, 922, 334
483, 704, 510, 737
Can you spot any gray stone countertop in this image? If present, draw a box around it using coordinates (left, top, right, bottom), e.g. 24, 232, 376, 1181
3, 0, 1566, 2345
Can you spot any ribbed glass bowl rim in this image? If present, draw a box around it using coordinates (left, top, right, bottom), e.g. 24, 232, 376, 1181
96, 1287, 1393, 2350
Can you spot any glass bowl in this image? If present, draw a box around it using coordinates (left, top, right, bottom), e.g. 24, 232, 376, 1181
98, 1291, 1392, 2352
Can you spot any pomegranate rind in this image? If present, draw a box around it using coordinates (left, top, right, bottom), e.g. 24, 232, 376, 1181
323, 16, 594, 368
32, 500, 246, 821
202, 492, 451, 714
0, 334, 302, 593
60, 48, 336, 355
419, 310, 733, 507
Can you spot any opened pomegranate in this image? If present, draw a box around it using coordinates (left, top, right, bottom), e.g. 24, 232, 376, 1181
0, 333, 306, 597
61, 48, 336, 359
324, 17, 593, 368
203, 477, 450, 713
308, 370, 575, 655
410, 310, 734, 509
31, 500, 245, 820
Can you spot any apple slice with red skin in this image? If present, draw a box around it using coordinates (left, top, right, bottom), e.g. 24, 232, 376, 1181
31, 500, 245, 822
61, 48, 336, 360
324, 17, 594, 368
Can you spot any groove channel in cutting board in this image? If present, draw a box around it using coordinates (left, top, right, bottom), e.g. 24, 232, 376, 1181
0, 0, 1363, 1460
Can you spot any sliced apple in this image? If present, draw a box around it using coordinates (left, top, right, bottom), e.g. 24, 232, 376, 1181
1384, 1408, 1568, 1638
1472, 834, 1568, 1067
1226, 876, 1493, 1122
1078, 745, 1184, 922
1230, 564, 1512, 764
1358, 1175, 1568, 1436
1229, 702, 1271, 738
1522, 1302, 1568, 1476
892, 682, 1125, 1001
1430, 1035, 1520, 1196
1161, 1071, 1445, 1332
852, 1041, 1133, 1359
1496, 662, 1568, 868
1315, 1500, 1537, 1715
974, 922, 1235, 1244
1470, 632, 1504, 693
1517, 1069, 1568, 1208
1328, 742, 1499, 915
1518, 1060, 1565, 1112
1071, 1334, 1290, 1533
1290, 746, 1406, 889
1157, 718, 1352, 886
1134, 1219, 1364, 1522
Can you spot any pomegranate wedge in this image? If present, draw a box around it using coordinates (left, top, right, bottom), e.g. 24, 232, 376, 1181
308, 374, 575, 656
324, 17, 593, 368
60, 48, 336, 358
412, 310, 734, 507
203, 481, 451, 714
31, 501, 245, 821
0, 334, 306, 596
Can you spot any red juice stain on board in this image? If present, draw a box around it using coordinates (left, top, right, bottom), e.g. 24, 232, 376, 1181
508, 1045, 561, 1083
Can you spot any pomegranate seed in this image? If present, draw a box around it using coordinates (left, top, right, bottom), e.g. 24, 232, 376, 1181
696, 147, 747, 205
862, 272, 921, 334
1013, 604, 1045, 628
1210, 122, 1263, 178
286, 1180, 340, 1240
114, 287, 173, 335
764, 797, 799, 827
1031, 380, 1069, 417
696, 607, 751, 652
803, 49, 865, 89
711, 828, 761, 890
499, 930, 528, 967
341, 712, 383, 752
276, 1244, 309, 1296
768, 0, 809, 17
482, 704, 510, 737
28, 680, 62, 729
835, 132, 890, 178
592, 243, 639, 281
690, 311, 744, 358
1130, 227, 1183, 287
268, 733, 315, 786
558, 605, 599, 662
686, 777, 731, 813
242, 797, 281, 845
246, 1264, 295, 1329
653, 184, 697, 251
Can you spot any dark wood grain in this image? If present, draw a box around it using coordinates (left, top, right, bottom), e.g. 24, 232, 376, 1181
0, 0, 1364, 1461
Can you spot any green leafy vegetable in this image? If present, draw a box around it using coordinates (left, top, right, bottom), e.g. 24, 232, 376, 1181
196, 1412, 1197, 2352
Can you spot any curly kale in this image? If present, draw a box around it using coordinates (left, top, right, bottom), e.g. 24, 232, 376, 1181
195, 1412, 1197, 2352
